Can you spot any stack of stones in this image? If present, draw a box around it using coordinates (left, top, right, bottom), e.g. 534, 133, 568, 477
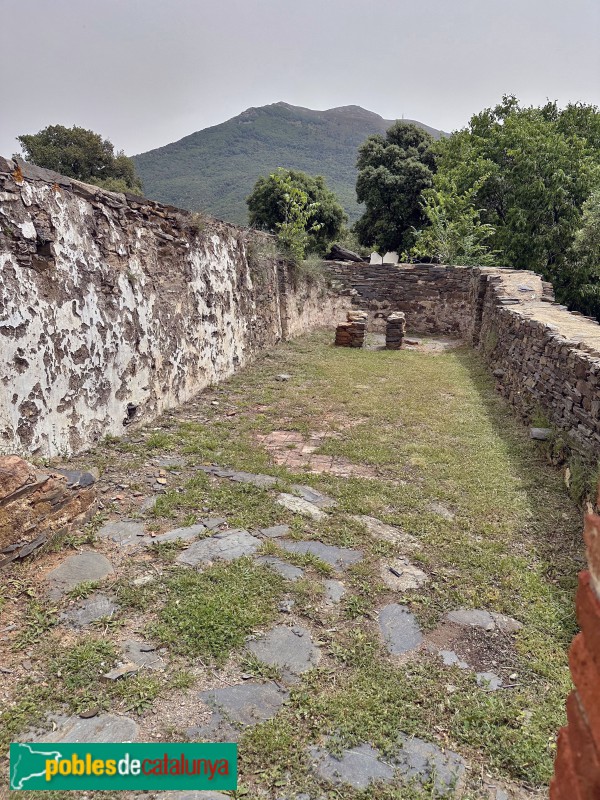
334, 311, 367, 348
385, 311, 406, 349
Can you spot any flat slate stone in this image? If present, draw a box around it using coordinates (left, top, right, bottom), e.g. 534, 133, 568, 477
257, 557, 304, 581
530, 427, 552, 441
60, 593, 118, 627
352, 515, 417, 549
259, 524, 291, 538
203, 517, 227, 530
323, 579, 346, 604
153, 456, 186, 467
176, 529, 261, 566
446, 608, 495, 630
378, 604, 423, 655
291, 485, 337, 508
246, 626, 320, 681
439, 650, 469, 670
476, 671, 503, 691
381, 558, 428, 591
395, 734, 465, 795
36, 714, 138, 743
278, 540, 362, 571
277, 493, 326, 520
153, 523, 206, 543
230, 471, 279, 488
45, 553, 114, 599
122, 640, 165, 670
491, 612, 523, 634
139, 496, 158, 513
308, 742, 395, 789
97, 519, 147, 546
189, 682, 288, 741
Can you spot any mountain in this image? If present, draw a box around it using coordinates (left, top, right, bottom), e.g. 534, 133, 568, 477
133, 103, 446, 225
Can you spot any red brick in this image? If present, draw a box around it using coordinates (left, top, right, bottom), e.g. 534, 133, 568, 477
584, 513, 600, 597
576, 572, 600, 672
570, 634, 600, 755
565, 691, 600, 796
553, 729, 585, 800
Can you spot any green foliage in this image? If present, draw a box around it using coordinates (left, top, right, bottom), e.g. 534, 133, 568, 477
555, 191, 600, 319
355, 122, 437, 252
411, 179, 499, 266
247, 168, 345, 258
17, 125, 143, 192
430, 96, 600, 282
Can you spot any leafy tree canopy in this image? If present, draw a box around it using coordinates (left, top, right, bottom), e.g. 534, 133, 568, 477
354, 122, 437, 253
555, 190, 600, 319
247, 168, 346, 254
16, 125, 143, 193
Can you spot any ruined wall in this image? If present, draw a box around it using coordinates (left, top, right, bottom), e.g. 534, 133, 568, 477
327, 260, 600, 456
0, 158, 346, 457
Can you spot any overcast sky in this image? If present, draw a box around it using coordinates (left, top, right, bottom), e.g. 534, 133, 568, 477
2, 0, 599, 157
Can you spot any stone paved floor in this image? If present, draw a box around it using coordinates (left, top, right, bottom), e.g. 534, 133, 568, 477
1, 331, 583, 800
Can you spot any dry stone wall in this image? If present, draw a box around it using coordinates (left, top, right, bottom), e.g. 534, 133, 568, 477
327, 261, 600, 457
0, 158, 346, 457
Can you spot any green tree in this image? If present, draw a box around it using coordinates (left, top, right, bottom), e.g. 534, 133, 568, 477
16, 125, 143, 193
247, 168, 346, 254
431, 97, 600, 278
557, 191, 600, 319
354, 122, 436, 253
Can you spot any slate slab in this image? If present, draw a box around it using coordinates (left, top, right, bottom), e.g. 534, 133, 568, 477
381, 558, 428, 591
36, 714, 138, 742
259, 524, 291, 538
257, 557, 304, 581
277, 493, 325, 520
476, 671, 503, 691
395, 734, 465, 795
203, 517, 227, 531
378, 604, 423, 655
445, 608, 522, 633
60, 593, 118, 627
153, 523, 206, 543
323, 579, 346, 604
308, 743, 395, 789
246, 626, 320, 681
291, 485, 337, 509
98, 519, 147, 546
153, 456, 186, 468
439, 650, 469, 670
188, 682, 288, 741
122, 640, 165, 670
45, 553, 114, 599
278, 540, 362, 571
230, 471, 278, 488
352, 515, 417, 549
139, 496, 157, 514
530, 427, 552, 441
176, 530, 261, 566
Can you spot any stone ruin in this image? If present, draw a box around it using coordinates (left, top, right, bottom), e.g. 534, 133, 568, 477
334, 311, 368, 348
385, 311, 406, 350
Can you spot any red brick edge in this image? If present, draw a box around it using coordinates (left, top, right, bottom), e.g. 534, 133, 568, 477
550, 513, 600, 799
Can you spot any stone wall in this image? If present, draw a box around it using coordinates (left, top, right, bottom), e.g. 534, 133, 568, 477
327, 261, 600, 456
0, 158, 346, 457
550, 509, 600, 799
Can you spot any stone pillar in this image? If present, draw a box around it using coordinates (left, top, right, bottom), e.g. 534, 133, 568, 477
385, 312, 406, 349
334, 311, 367, 348
550, 503, 600, 798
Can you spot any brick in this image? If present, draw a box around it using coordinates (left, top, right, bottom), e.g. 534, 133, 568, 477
565, 691, 600, 796
576, 572, 600, 670
569, 634, 600, 755
553, 729, 585, 800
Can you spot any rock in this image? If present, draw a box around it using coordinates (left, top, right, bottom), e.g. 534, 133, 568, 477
352, 515, 417, 549
445, 608, 522, 634
102, 662, 139, 681
153, 456, 186, 468
290, 485, 337, 508
153, 523, 206, 543
139, 496, 158, 513
323, 579, 346, 604
60, 594, 118, 627
381, 558, 428, 591
45, 553, 114, 599
36, 714, 138, 742
278, 540, 362, 571
490, 612, 523, 634
188, 682, 288, 741
258, 524, 291, 538
246, 626, 320, 681
97, 519, 147, 546
325, 243, 366, 263
395, 733, 465, 794
278, 599, 295, 613
277, 493, 326, 520
492, 369, 505, 378
385, 312, 406, 350
378, 604, 423, 655
203, 517, 227, 530
257, 557, 304, 581
176, 529, 261, 566
0, 456, 97, 568
476, 671, 503, 691
530, 427, 552, 441
382, 251, 399, 265
308, 742, 394, 789
370, 252, 383, 265
438, 650, 469, 670
275, 373, 292, 381
122, 640, 165, 670
428, 502, 455, 521
229, 471, 279, 488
